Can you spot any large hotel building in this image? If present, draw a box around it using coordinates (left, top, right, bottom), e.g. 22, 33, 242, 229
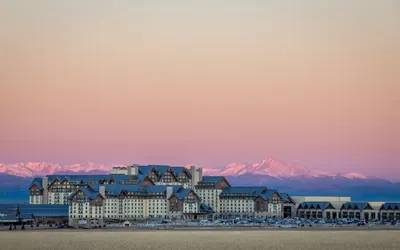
26, 164, 399, 227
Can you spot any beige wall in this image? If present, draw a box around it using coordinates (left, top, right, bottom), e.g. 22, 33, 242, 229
220, 199, 255, 215
292, 196, 351, 203
29, 195, 43, 204
292, 196, 351, 210
197, 188, 222, 212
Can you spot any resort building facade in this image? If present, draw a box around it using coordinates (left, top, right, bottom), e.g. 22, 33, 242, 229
28, 165, 292, 226
219, 187, 286, 218
195, 176, 231, 215
294, 198, 389, 220
379, 203, 400, 220
26, 164, 400, 226
67, 184, 215, 227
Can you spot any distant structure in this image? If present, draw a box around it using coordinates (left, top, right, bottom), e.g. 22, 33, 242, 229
0, 204, 68, 225
292, 196, 389, 220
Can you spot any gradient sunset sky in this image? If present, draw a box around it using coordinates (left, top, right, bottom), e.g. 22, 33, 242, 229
1, 1, 399, 179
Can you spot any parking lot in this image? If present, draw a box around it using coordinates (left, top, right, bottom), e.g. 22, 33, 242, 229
105, 217, 400, 230
3, 217, 400, 231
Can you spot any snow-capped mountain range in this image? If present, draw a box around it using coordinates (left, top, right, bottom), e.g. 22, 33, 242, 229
0, 161, 115, 177
202, 157, 368, 180
0, 157, 368, 180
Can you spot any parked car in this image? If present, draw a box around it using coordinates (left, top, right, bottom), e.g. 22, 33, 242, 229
253, 219, 264, 224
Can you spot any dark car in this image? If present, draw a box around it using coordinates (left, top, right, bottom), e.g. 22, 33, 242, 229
254, 219, 264, 224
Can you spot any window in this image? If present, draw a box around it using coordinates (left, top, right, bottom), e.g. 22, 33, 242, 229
149, 170, 159, 182
271, 195, 280, 204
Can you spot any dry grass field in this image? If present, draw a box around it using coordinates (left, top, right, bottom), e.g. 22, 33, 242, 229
0, 230, 399, 250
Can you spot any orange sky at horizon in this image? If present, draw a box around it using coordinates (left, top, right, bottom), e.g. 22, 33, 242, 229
0, 1, 399, 179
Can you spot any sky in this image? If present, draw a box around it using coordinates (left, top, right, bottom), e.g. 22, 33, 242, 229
0, 1, 399, 180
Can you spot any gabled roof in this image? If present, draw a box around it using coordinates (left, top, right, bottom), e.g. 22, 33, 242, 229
149, 165, 170, 176
279, 193, 289, 200
220, 186, 268, 197
200, 176, 224, 183
81, 187, 103, 200
298, 202, 336, 210
197, 176, 231, 189
137, 166, 153, 176
170, 167, 185, 176
107, 174, 150, 185
170, 188, 200, 201
139, 176, 155, 185
29, 177, 43, 189
138, 165, 191, 178
47, 175, 111, 183
36, 165, 190, 187
279, 193, 296, 204
341, 202, 373, 211
43, 175, 143, 186
109, 175, 136, 183
381, 203, 400, 210
258, 190, 281, 201
182, 167, 192, 178
138, 165, 169, 176
159, 168, 179, 182
68, 186, 103, 201
173, 189, 190, 200
199, 203, 214, 213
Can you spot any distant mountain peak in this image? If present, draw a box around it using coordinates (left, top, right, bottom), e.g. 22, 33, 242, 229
203, 158, 370, 181
338, 172, 368, 180
265, 156, 281, 163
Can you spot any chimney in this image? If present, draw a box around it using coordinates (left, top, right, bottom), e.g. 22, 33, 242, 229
132, 164, 139, 175
42, 177, 48, 204
197, 168, 203, 183
190, 165, 196, 190
166, 186, 173, 214
99, 185, 106, 198
166, 186, 173, 200
127, 165, 132, 175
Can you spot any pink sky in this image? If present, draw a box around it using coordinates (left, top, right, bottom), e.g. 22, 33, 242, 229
0, 1, 399, 179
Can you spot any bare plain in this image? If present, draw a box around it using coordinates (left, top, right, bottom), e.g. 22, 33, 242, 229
0, 230, 399, 250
